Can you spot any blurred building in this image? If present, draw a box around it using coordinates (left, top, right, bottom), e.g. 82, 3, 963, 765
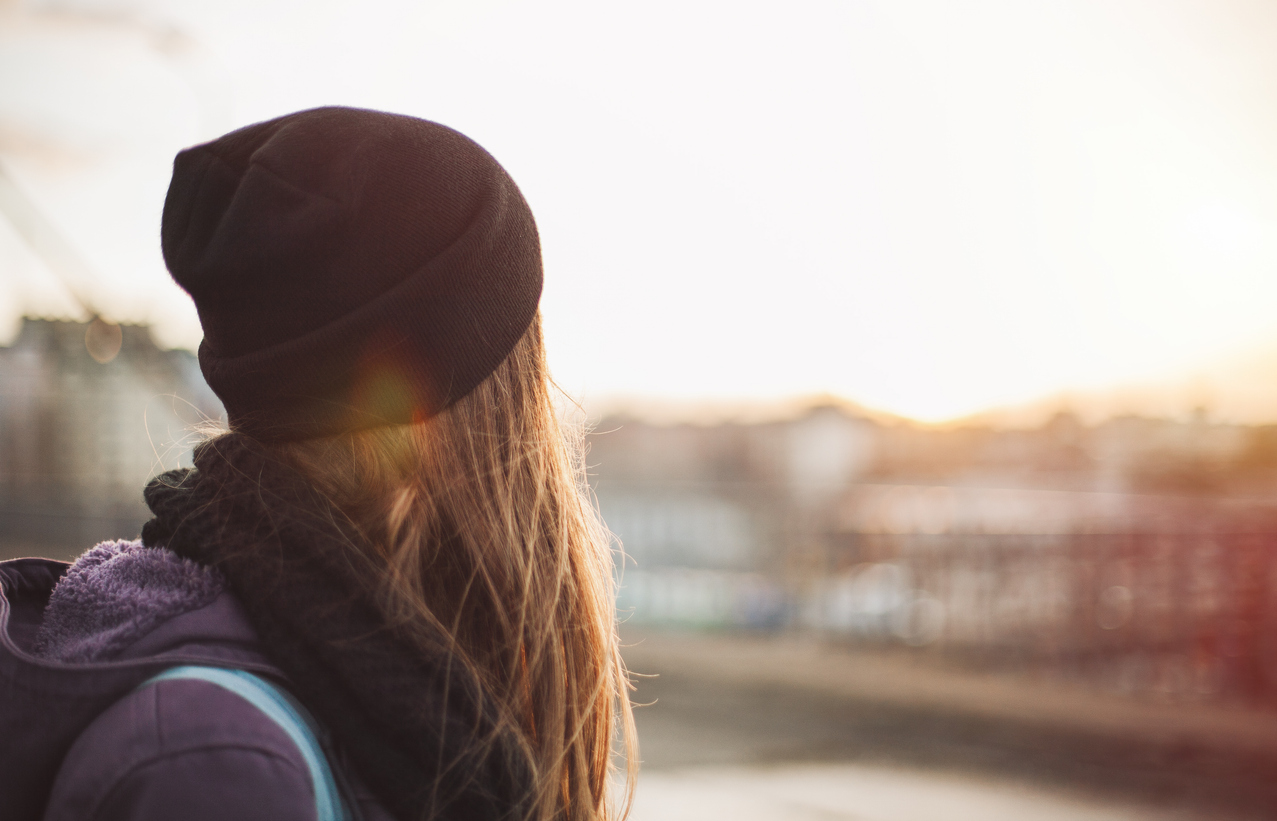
0, 316, 221, 560
593, 404, 875, 629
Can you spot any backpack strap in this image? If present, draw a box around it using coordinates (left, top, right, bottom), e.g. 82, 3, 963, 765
139, 666, 351, 821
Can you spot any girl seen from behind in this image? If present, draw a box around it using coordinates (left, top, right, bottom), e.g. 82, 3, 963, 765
0, 106, 636, 821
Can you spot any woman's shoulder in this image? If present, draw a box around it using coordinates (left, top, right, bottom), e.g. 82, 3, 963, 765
44, 675, 316, 821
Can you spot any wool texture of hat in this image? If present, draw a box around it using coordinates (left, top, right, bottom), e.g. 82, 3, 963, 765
161, 106, 543, 441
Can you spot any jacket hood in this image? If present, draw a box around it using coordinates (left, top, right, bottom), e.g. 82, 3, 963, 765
0, 548, 281, 821
36, 539, 226, 663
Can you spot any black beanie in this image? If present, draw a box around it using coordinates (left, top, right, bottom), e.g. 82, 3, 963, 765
161, 106, 543, 441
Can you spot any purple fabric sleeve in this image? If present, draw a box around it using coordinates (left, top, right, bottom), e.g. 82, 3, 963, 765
43, 678, 317, 821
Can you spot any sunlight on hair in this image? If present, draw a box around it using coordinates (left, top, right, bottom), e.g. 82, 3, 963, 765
261, 314, 637, 821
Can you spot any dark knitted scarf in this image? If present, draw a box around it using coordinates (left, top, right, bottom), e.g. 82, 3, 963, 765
141, 433, 533, 821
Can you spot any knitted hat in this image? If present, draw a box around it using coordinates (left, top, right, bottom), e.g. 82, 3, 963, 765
161, 106, 543, 441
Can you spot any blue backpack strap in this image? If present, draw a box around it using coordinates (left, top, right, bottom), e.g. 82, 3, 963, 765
139, 665, 351, 821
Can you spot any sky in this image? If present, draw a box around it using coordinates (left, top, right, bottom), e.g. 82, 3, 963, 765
2, 0, 1277, 423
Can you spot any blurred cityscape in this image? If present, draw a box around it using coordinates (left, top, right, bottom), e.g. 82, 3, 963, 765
6, 313, 1277, 712
598, 402, 1277, 708
594, 397, 1277, 818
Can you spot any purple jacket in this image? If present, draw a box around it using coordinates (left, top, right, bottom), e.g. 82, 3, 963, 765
0, 542, 392, 821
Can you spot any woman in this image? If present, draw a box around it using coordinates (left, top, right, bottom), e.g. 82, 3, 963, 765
0, 107, 636, 821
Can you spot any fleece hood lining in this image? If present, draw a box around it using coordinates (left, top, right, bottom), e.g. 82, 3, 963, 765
34, 540, 225, 664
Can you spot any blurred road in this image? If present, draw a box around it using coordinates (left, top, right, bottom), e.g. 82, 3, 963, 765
626, 764, 1203, 821
620, 630, 1277, 821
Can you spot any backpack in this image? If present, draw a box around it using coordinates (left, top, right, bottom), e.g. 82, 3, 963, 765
138, 666, 354, 821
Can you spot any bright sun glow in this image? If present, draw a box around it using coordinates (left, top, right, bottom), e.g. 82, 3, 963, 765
2, 0, 1277, 423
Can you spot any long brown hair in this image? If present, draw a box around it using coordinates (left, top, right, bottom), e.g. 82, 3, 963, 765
267, 313, 636, 820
